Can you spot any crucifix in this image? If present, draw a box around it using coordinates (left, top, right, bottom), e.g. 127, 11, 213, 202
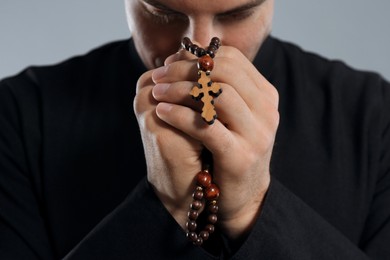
190, 70, 222, 125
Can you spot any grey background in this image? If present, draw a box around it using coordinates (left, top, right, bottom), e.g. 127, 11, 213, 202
1, 0, 389, 80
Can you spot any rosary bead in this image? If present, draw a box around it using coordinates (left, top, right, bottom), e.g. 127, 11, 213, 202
205, 183, 220, 200
188, 209, 199, 220
191, 200, 203, 210
206, 50, 215, 59
208, 214, 218, 224
206, 45, 218, 58
208, 203, 219, 214
182, 37, 192, 51
190, 44, 199, 55
207, 45, 218, 52
196, 170, 212, 188
197, 55, 214, 72
186, 220, 197, 231
194, 237, 203, 246
205, 224, 215, 234
187, 232, 198, 242
181, 36, 220, 59
199, 231, 210, 241
196, 48, 207, 57
193, 189, 204, 200
210, 37, 221, 48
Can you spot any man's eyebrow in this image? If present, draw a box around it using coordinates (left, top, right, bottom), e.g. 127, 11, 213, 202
218, 0, 266, 16
142, 0, 266, 14
142, 0, 174, 11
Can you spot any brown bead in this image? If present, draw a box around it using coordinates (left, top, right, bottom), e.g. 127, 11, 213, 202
205, 183, 220, 200
205, 224, 215, 234
191, 200, 203, 210
208, 204, 219, 214
196, 48, 207, 57
188, 209, 199, 220
208, 214, 218, 224
206, 45, 218, 58
197, 55, 214, 72
194, 237, 203, 246
199, 231, 210, 241
182, 37, 192, 51
207, 45, 218, 52
186, 220, 197, 231
187, 232, 198, 242
192, 190, 204, 200
210, 37, 221, 48
206, 50, 215, 58
190, 44, 199, 55
196, 170, 212, 188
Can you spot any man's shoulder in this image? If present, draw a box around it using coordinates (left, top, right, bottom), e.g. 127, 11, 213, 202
1, 39, 133, 89
269, 36, 386, 85
264, 36, 388, 98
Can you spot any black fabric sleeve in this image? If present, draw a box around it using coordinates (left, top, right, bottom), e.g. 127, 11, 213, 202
64, 178, 219, 260
64, 174, 385, 260
231, 177, 370, 259
359, 79, 390, 258
0, 79, 54, 259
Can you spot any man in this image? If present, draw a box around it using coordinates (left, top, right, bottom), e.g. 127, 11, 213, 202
0, 0, 389, 259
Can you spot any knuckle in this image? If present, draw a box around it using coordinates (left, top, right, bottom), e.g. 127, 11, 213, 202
169, 60, 198, 81
136, 70, 153, 93
133, 94, 142, 115
155, 131, 168, 148
269, 86, 279, 108
178, 49, 197, 60
136, 110, 156, 131
220, 46, 243, 60
133, 87, 154, 115
207, 125, 234, 154
270, 86, 279, 103
268, 108, 280, 131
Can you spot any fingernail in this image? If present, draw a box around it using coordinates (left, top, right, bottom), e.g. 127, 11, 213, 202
156, 102, 173, 117
152, 66, 168, 83
152, 83, 170, 98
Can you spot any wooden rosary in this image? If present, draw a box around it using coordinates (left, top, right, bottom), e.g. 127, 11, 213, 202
181, 37, 222, 246
185, 168, 220, 246
181, 37, 222, 125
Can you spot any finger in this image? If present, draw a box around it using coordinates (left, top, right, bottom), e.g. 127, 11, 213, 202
152, 81, 201, 111
205, 83, 252, 132
155, 102, 236, 156
164, 49, 197, 65
136, 70, 154, 94
212, 55, 279, 111
134, 70, 157, 115
152, 59, 198, 84
152, 80, 255, 133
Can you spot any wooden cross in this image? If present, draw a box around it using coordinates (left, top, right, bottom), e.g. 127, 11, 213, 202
190, 71, 222, 124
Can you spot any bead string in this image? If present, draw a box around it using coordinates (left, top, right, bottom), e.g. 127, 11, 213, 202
185, 169, 220, 246
181, 37, 221, 58
182, 37, 222, 245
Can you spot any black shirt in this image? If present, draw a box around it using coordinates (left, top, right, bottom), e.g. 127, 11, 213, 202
0, 36, 389, 259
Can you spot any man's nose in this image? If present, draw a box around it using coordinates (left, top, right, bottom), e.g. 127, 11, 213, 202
186, 18, 219, 48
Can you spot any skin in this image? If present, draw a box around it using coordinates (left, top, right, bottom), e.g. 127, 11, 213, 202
126, 0, 273, 68
126, 0, 279, 240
